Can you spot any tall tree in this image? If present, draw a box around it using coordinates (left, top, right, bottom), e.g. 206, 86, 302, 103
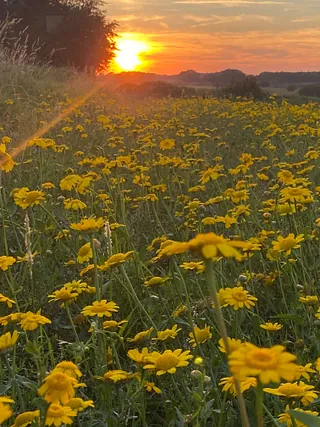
3, 0, 117, 71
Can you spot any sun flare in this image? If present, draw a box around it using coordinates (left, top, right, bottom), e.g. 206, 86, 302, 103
113, 36, 150, 73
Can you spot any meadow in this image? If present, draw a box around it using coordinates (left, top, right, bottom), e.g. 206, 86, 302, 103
2, 71, 320, 427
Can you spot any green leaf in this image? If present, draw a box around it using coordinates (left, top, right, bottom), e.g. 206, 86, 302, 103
288, 410, 320, 427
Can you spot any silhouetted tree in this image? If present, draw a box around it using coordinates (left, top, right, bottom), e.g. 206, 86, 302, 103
221, 75, 264, 99
3, 0, 117, 71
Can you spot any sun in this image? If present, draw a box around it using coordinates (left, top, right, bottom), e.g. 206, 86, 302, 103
113, 36, 150, 73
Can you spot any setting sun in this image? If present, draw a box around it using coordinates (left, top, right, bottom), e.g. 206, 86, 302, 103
113, 36, 150, 73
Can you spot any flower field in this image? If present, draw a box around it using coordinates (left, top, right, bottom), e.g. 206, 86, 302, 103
1, 93, 320, 426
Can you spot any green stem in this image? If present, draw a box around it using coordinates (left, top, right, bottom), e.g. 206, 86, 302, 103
256, 381, 264, 427
65, 303, 80, 342
205, 259, 250, 427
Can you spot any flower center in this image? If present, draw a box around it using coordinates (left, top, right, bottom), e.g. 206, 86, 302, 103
246, 349, 277, 369
232, 291, 247, 301
278, 384, 303, 396
25, 192, 41, 203
155, 353, 179, 371
279, 239, 295, 250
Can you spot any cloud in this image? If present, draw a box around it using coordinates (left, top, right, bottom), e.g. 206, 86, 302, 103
174, 0, 292, 5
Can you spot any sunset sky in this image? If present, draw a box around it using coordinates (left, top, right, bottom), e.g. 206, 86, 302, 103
105, 0, 320, 74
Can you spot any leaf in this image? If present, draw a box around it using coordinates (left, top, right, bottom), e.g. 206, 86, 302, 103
0, 382, 12, 394
288, 410, 320, 427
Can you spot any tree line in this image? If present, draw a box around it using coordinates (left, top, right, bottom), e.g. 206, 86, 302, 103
0, 0, 117, 71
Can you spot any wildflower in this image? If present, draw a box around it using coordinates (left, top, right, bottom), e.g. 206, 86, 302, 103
99, 251, 134, 270
20, 311, 51, 331
77, 243, 93, 263
41, 182, 55, 189
55, 230, 71, 240
0, 396, 14, 424
219, 376, 257, 395
103, 370, 132, 383
48, 289, 79, 306
103, 319, 127, 329
228, 343, 298, 383
223, 287, 258, 310
11, 410, 40, 427
0, 312, 24, 326
144, 382, 162, 394
127, 327, 154, 343
82, 300, 119, 318
13, 187, 45, 209
264, 382, 319, 406
280, 186, 313, 204
189, 325, 212, 347
64, 198, 87, 210
152, 324, 181, 341
54, 361, 82, 379
260, 322, 283, 331
66, 398, 94, 413
127, 348, 156, 365
144, 276, 168, 287
144, 349, 193, 375
38, 371, 80, 404
278, 170, 294, 184
70, 217, 104, 233
64, 280, 91, 294
272, 233, 304, 256
278, 407, 319, 427
299, 295, 319, 305
0, 150, 15, 172
218, 337, 243, 354
0, 255, 16, 271
0, 293, 16, 307
160, 138, 175, 150
0, 330, 19, 353
180, 261, 205, 273
295, 363, 316, 381
45, 403, 76, 426
172, 304, 188, 318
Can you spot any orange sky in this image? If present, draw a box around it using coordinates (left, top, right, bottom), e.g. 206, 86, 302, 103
106, 0, 320, 74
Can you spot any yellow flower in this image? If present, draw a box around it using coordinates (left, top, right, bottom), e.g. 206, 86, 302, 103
82, 300, 119, 318
127, 347, 157, 365
38, 371, 80, 404
0, 255, 16, 271
63, 198, 87, 210
299, 295, 319, 305
295, 363, 316, 381
278, 407, 319, 427
66, 398, 94, 413
54, 361, 82, 379
219, 376, 257, 395
189, 325, 212, 347
222, 287, 258, 310
152, 324, 181, 341
103, 370, 133, 383
0, 292, 16, 307
260, 322, 283, 331
0, 150, 15, 172
272, 233, 304, 256
180, 261, 205, 273
127, 327, 154, 343
45, 403, 76, 426
99, 251, 134, 270
13, 187, 45, 209
48, 288, 79, 306
103, 319, 127, 330
0, 312, 24, 326
160, 138, 175, 150
41, 182, 55, 189
280, 186, 313, 204
70, 216, 104, 233
172, 304, 188, 318
218, 337, 243, 354
0, 396, 14, 424
77, 243, 93, 263
264, 382, 318, 406
11, 410, 40, 427
144, 349, 192, 375
0, 330, 19, 353
144, 382, 162, 394
144, 276, 168, 287
228, 343, 298, 383
20, 311, 51, 331
278, 170, 294, 184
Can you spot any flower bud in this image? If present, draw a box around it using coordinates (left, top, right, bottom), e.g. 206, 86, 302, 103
191, 370, 202, 379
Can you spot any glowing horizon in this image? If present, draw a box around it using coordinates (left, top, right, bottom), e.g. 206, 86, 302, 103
106, 0, 320, 75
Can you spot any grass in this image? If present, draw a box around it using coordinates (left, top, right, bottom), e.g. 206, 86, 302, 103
2, 63, 320, 427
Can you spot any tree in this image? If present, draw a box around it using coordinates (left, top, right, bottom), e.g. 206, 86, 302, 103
3, 0, 117, 71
